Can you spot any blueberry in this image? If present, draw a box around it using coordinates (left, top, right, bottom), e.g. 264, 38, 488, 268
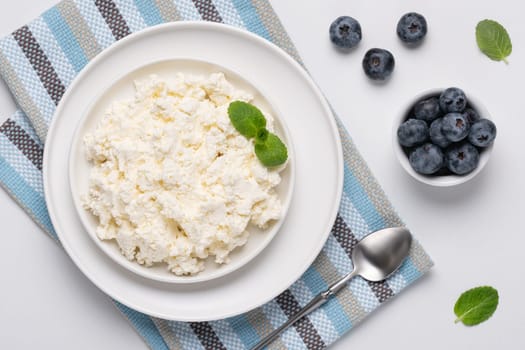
329, 16, 362, 49
442, 112, 470, 142
397, 119, 428, 147
397, 12, 428, 44
463, 108, 480, 125
429, 118, 451, 148
362, 48, 395, 81
409, 143, 444, 175
439, 87, 467, 113
468, 119, 497, 147
414, 97, 441, 123
445, 143, 480, 175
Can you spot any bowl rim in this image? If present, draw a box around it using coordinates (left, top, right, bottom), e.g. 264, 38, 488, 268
392, 88, 494, 187
68, 57, 296, 284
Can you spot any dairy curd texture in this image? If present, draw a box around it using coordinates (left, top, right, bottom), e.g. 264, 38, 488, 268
83, 72, 283, 275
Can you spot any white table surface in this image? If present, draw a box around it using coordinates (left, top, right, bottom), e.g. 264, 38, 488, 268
1, 0, 523, 349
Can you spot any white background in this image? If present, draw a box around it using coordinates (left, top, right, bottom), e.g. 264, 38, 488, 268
1, 0, 524, 349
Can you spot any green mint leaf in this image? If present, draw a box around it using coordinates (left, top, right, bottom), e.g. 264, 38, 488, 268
476, 19, 512, 64
454, 286, 499, 326
228, 101, 266, 138
254, 133, 288, 167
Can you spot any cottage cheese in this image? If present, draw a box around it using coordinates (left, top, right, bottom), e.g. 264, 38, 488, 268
83, 72, 284, 276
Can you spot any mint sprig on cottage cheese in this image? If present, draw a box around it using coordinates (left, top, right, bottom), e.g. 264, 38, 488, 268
228, 101, 288, 167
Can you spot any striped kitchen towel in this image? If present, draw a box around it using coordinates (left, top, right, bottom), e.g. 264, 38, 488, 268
0, 1, 433, 349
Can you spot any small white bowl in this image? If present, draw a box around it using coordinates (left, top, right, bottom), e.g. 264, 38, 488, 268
393, 88, 494, 187
69, 58, 295, 283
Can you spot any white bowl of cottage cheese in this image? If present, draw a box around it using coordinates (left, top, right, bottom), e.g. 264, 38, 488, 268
69, 59, 294, 283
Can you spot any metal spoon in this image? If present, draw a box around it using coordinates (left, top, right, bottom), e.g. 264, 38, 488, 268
252, 227, 412, 350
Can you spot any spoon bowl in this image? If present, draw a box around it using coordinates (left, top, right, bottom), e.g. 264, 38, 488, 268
353, 226, 412, 281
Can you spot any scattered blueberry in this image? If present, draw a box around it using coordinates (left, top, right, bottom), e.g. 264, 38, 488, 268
397, 119, 429, 147
429, 118, 451, 148
446, 143, 480, 175
414, 97, 441, 123
439, 87, 467, 113
362, 48, 395, 81
463, 108, 480, 125
468, 119, 497, 147
409, 143, 444, 175
329, 16, 362, 49
442, 112, 470, 142
397, 12, 428, 44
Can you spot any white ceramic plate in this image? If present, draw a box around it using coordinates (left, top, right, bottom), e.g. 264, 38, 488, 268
69, 58, 296, 284
44, 22, 343, 321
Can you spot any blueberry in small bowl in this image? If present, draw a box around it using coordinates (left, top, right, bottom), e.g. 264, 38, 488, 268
441, 112, 470, 142
409, 143, 444, 175
439, 87, 467, 113
393, 88, 496, 186
468, 119, 497, 147
413, 97, 440, 123
445, 143, 480, 175
397, 119, 428, 147
429, 118, 451, 149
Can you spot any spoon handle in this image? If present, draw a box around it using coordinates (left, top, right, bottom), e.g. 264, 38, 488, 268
252, 269, 358, 350
251, 292, 329, 350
